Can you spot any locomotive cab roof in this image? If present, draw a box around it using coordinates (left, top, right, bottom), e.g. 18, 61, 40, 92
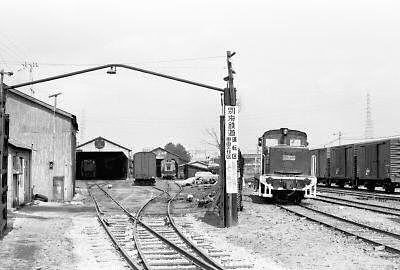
260, 128, 308, 147
262, 128, 307, 138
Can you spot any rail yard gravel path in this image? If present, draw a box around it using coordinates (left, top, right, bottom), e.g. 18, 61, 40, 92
2, 180, 400, 270
304, 199, 400, 234
318, 191, 400, 209
187, 186, 400, 270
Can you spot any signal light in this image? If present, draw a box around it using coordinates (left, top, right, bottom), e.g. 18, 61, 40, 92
258, 137, 262, 147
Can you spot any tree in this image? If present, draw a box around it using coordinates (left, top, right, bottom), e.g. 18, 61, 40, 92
204, 128, 220, 151
164, 142, 191, 161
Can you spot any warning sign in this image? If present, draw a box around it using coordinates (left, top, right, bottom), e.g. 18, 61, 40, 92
225, 106, 238, 193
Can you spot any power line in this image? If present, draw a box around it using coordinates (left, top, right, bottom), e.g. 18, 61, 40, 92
0, 55, 225, 68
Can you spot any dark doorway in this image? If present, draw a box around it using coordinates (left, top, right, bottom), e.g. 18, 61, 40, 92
76, 152, 128, 180
156, 159, 162, 177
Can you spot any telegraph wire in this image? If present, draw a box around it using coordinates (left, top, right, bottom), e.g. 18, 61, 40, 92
0, 55, 225, 68
0, 31, 29, 60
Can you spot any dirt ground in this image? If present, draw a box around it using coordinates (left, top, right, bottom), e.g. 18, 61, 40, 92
1, 180, 400, 270
189, 185, 400, 270
0, 181, 130, 270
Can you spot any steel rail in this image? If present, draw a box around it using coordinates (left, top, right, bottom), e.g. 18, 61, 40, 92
317, 187, 400, 201
313, 195, 400, 217
167, 182, 226, 270
87, 185, 142, 270
5, 63, 224, 92
133, 189, 167, 270
96, 184, 220, 270
279, 204, 400, 254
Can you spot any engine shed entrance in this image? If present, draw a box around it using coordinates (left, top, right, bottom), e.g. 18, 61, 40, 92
76, 137, 131, 180
151, 147, 189, 179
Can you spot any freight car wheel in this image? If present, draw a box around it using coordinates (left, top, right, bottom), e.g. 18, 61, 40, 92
384, 184, 395, 194
324, 181, 331, 187
366, 183, 375, 192
290, 195, 302, 205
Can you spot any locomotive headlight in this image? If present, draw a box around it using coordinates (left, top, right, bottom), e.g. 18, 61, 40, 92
282, 128, 288, 135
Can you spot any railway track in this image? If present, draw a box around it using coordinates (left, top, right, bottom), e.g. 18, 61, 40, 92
318, 187, 400, 202
89, 181, 252, 270
279, 204, 400, 254
312, 194, 400, 217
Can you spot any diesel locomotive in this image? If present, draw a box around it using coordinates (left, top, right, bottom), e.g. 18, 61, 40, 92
161, 159, 177, 179
253, 128, 317, 203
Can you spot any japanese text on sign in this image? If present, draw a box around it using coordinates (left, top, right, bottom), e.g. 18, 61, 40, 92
225, 106, 238, 193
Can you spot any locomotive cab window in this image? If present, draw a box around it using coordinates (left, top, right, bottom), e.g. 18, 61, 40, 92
289, 139, 302, 146
265, 138, 279, 147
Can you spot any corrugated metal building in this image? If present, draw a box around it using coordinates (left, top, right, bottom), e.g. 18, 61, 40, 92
180, 161, 210, 179
76, 137, 131, 180
6, 88, 78, 202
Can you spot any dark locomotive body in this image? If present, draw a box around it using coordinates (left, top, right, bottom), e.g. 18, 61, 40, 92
254, 128, 317, 203
81, 159, 96, 179
311, 138, 400, 193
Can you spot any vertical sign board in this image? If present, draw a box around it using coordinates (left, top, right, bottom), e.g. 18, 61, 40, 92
225, 106, 238, 193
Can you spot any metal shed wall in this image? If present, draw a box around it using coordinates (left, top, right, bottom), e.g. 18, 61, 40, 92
6, 90, 77, 201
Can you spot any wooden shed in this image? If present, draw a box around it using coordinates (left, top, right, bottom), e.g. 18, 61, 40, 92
76, 137, 131, 180
6, 88, 78, 202
180, 161, 210, 179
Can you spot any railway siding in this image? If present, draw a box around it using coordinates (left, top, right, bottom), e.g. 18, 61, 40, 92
313, 194, 400, 216
89, 181, 256, 270
279, 204, 400, 253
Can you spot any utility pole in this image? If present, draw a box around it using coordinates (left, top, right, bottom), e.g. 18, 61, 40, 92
365, 91, 374, 139
49, 92, 62, 168
220, 51, 238, 227
333, 131, 342, 146
22, 62, 38, 96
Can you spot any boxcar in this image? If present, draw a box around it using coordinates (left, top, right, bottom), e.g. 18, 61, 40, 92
310, 148, 330, 181
312, 137, 400, 193
329, 144, 355, 187
133, 152, 156, 185
355, 138, 400, 192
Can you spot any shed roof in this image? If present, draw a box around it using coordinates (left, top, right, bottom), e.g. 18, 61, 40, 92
7, 87, 78, 130
77, 136, 131, 151
8, 138, 32, 151
179, 161, 209, 170
151, 147, 190, 163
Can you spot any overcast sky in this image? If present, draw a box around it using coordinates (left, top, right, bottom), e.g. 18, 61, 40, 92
1, 0, 400, 155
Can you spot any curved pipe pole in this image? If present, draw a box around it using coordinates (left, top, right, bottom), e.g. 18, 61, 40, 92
5, 64, 224, 93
